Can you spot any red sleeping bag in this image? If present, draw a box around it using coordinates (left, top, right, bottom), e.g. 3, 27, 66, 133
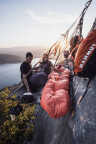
40, 67, 71, 119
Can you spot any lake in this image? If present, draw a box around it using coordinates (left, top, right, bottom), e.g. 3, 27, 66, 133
0, 63, 21, 90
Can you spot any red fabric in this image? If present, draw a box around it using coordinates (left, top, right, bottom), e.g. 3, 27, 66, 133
40, 67, 71, 119
48, 72, 60, 80
74, 30, 96, 73
55, 65, 65, 73
47, 90, 70, 118
54, 79, 69, 91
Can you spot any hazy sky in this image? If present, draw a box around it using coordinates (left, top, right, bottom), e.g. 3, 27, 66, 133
0, 0, 96, 48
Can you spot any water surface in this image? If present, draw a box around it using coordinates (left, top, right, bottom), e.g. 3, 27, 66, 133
0, 63, 21, 90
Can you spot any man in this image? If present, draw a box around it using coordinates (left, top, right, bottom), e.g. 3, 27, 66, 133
38, 53, 53, 75
63, 50, 74, 72
20, 52, 33, 92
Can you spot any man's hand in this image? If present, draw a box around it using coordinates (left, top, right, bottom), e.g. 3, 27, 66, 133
23, 74, 26, 79
26, 69, 32, 77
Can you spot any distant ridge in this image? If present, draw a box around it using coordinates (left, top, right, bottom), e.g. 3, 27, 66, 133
0, 54, 23, 64
0, 46, 46, 61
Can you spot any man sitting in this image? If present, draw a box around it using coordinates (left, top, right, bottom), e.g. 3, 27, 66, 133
63, 50, 74, 73
36, 53, 53, 75
20, 52, 33, 92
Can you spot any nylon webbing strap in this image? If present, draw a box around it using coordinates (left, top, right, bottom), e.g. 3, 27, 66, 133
90, 18, 96, 32
72, 0, 93, 38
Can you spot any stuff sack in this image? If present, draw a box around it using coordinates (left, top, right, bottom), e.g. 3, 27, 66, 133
29, 71, 48, 92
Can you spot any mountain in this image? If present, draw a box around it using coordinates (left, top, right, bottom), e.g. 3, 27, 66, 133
0, 46, 46, 64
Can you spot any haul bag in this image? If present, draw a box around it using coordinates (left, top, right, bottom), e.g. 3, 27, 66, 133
74, 30, 96, 73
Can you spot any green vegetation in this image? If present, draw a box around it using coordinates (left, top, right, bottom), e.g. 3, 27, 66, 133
0, 88, 35, 144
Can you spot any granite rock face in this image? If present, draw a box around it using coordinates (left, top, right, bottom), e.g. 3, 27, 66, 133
31, 105, 74, 144
69, 76, 96, 144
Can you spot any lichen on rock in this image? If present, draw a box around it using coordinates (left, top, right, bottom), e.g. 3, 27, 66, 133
0, 87, 36, 144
